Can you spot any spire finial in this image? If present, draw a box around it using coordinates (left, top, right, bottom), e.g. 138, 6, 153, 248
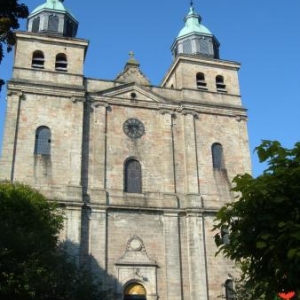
126, 51, 140, 67
189, 0, 195, 13
129, 51, 135, 59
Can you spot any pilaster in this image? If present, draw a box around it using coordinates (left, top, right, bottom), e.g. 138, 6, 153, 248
89, 208, 107, 282
0, 91, 25, 180
182, 111, 199, 194
88, 102, 109, 190
160, 110, 177, 193
186, 212, 208, 300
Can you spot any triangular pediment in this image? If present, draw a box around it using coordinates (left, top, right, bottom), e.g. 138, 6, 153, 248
115, 59, 150, 86
96, 82, 167, 103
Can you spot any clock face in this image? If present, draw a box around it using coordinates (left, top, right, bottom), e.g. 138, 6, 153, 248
123, 118, 145, 139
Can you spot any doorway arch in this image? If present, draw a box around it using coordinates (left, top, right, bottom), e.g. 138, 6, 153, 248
123, 282, 146, 300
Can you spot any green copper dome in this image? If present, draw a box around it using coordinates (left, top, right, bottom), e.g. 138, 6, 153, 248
171, 5, 220, 59
177, 6, 212, 38
31, 0, 75, 18
28, 0, 78, 37
32, 0, 64, 13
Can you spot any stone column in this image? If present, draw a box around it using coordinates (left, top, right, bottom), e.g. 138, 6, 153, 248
164, 212, 182, 299
186, 212, 208, 300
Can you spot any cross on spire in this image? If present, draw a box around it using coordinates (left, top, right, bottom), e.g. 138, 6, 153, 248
129, 51, 135, 58
126, 51, 139, 66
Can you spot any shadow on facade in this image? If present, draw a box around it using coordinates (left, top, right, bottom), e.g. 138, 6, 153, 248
59, 239, 119, 299
59, 203, 159, 300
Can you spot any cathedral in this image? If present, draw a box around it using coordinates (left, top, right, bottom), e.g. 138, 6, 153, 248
0, 0, 251, 299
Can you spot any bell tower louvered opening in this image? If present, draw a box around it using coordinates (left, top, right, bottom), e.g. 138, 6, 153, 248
32, 50, 45, 69
55, 53, 68, 71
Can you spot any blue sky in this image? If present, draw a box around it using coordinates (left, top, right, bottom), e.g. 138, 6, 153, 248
1, 0, 300, 177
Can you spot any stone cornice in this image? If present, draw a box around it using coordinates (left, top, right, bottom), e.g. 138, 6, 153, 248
87, 97, 247, 119
7, 83, 86, 98
15, 31, 89, 48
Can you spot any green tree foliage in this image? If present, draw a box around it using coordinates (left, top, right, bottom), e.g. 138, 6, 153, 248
0, 181, 111, 299
214, 141, 300, 300
0, 0, 28, 89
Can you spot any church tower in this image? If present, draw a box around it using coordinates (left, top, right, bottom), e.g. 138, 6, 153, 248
0, 0, 88, 184
0, 1, 251, 300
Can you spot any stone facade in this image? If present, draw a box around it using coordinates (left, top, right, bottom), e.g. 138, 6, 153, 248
0, 2, 251, 299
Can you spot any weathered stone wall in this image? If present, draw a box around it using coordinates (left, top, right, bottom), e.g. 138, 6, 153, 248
161, 56, 241, 96
12, 32, 88, 86
2, 92, 83, 188
0, 30, 251, 300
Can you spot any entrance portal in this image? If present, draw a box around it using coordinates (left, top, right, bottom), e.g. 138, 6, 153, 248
123, 283, 146, 300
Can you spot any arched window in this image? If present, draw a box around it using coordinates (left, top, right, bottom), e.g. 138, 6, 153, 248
34, 126, 51, 155
216, 75, 226, 91
55, 53, 68, 71
196, 72, 206, 89
225, 279, 235, 300
32, 50, 45, 69
212, 143, 225, 170
124, 283, 146, 300
48, 15, 59, 32
124, 159, 142, 193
